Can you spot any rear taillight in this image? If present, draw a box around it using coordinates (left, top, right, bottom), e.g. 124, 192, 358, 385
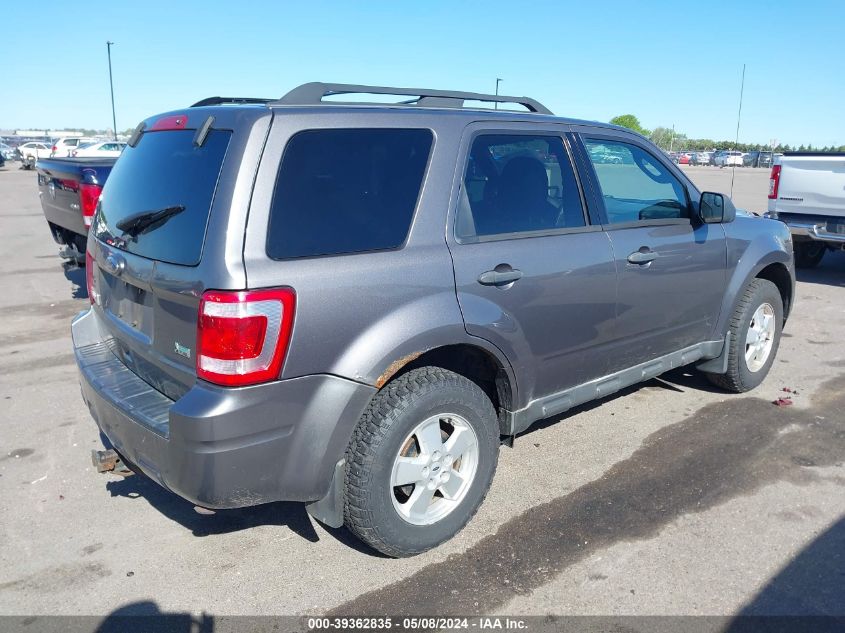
85, 250, 98, 305
197, 288, 296, 387
79, 183, 102, 228
768, 165, 781, 200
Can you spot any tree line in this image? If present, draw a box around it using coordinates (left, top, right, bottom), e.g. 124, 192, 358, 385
609, 115, 845, 153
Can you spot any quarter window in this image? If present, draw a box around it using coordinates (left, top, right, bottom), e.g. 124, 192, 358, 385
584, 139, 689, 224
267, 128, 433, 259
457, 134, 585, 240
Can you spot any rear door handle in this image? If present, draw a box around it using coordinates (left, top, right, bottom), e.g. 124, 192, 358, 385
627, 249, 657, 265
478, 268, 523, 286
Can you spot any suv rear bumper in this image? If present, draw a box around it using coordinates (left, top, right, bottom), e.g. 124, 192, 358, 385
72, 309, 375, 509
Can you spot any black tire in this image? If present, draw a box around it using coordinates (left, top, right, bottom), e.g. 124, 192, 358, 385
343, 367, 499, 557
794, 241, 826, 269
706, 278, 783, 393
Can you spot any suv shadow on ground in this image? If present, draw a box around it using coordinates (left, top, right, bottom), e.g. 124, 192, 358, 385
103, 471, 387, 556
62, 260, 88, 300
795, 251, 845, 288
93, 601, 214, 632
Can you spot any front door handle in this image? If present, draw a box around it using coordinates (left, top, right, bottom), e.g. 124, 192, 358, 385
478, 268, 523, 286
627, 249, 657, 265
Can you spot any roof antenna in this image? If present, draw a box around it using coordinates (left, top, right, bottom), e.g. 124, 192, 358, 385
730, 63, 746, 199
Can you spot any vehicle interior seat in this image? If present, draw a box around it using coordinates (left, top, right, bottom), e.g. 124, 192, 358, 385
475, 156, 558, 235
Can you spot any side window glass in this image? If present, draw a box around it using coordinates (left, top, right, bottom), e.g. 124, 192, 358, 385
458, 134, 585, 239
584, 139, 689, 224
267, 129, 433, 259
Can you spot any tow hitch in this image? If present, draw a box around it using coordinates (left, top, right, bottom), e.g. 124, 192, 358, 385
91, 449, 135, 477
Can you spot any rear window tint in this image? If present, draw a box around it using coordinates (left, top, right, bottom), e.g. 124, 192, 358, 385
93, 129, 231, 265
266, 128, 433, 260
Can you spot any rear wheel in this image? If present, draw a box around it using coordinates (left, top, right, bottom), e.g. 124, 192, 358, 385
706, 278, 783, 393
344, 367, 499, 557
794, 241, 826, 269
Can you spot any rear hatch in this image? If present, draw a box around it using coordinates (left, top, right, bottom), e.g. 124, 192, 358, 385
88, 109, 270, 399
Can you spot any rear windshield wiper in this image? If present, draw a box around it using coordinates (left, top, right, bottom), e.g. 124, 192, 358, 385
115, 205, 186, 237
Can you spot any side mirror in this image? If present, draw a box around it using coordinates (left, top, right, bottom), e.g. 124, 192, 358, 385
699, 191, 736, 224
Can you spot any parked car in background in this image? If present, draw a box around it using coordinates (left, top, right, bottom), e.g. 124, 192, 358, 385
71, 141, 126, 158
16, 141, 52, 168
678, 152, 693, 165
35, 156, 117, 261
767, 152, 845, 268
744, 151, 773, 168
588, 144, 623, 164
716, 150, 743, 167
756, 151, 774, 168
0, 143, 16, 161
75, 82, 794, 557
51, 137, 96, 157
690, 151, 712, 166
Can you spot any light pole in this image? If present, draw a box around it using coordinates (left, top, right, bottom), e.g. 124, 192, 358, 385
107, 41, 117, 141
495, 78, 502, 109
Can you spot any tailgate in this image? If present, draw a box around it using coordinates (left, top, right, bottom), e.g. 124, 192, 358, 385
777, 156, 845, 218
90, 249, 200, 400
37, 159, 113, 236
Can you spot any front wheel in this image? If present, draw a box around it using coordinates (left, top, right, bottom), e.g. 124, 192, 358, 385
706, 279, 783, 393
344, 367, 499, 557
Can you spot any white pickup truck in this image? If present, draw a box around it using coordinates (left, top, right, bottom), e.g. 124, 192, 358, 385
767, 153, 845, 267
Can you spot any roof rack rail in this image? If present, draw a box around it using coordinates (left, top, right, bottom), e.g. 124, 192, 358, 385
273, 82, 553, 115
191, 96, 274, 108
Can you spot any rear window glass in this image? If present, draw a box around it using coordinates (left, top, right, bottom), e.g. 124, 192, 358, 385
266, 128, 433, 260
93, 129, 231, 265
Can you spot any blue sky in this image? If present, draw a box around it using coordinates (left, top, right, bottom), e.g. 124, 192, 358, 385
3, 1, 843, 147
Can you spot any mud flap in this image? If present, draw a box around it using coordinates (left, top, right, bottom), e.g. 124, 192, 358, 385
696, 332, 731, 375
305, 459, 345, 528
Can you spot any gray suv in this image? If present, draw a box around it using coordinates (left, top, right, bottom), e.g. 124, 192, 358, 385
74, 83, 795, 557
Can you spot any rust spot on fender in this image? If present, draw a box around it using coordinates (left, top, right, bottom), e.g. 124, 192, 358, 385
375, 351, 424, 389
